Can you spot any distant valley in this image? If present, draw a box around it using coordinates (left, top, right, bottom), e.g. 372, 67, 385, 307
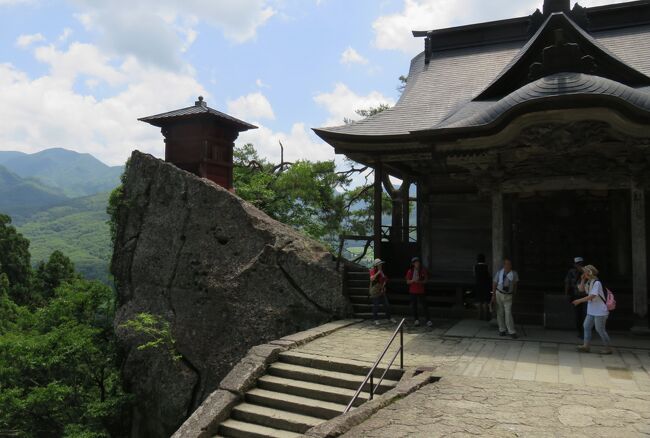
0, 148, 123, 283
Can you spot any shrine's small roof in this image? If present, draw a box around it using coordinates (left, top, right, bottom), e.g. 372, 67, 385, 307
314, 1, 650, 144
139, 97, 257, 131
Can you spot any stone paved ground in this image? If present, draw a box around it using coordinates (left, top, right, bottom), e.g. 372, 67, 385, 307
298, 321, 650, 392
341, 376, 650, 437
297, 320, 650, 436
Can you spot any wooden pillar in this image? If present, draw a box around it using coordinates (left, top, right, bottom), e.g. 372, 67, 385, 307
402, 180, 411, 243
631, 182, 648, 319
374, 162, 384, 260
492, 190, 504, 275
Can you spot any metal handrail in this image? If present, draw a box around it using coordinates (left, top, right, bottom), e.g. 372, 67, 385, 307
343, 318, 405, 413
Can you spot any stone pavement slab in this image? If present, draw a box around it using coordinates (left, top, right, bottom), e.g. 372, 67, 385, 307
341, 376, 650, 437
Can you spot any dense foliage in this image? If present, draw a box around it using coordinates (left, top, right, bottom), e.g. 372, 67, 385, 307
233, 143, 380, 248
0, 215, 130, 438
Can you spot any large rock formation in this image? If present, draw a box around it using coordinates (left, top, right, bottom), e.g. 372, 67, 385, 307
111, 151, 349, 437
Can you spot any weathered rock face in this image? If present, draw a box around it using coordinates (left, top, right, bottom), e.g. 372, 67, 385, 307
111, 151, 349, 438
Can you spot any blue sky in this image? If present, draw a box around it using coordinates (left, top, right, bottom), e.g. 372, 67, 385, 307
0, 0, 628, 165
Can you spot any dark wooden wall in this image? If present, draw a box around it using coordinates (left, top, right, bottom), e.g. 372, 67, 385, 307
425, 193, 492, 278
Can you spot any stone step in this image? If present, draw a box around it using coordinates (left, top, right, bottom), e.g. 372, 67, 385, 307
230, 403, 322, 434
218, 419, 300, 438
267, 362, 398, 394
346, 280, 370, 289
352, 303, 459, 316
245, 388, 348, 420
257, 375, 370, 407
279, 351, 403, 381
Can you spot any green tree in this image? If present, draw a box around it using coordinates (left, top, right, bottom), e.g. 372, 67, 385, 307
33, 250, 78, 303
0, 215, 130, 438
234, 143, 376, 247
0, 279, 130, 438
0, 214, 31, 291
0, 274, 20, 334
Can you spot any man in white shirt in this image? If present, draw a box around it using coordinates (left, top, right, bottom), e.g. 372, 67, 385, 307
491, 258, 520, 339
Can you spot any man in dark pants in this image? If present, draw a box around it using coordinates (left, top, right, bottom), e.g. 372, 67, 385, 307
565, 257, 586, 338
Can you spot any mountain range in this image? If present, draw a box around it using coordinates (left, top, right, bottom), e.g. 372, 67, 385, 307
0, 148, 123, 283
0, 148, 123, 198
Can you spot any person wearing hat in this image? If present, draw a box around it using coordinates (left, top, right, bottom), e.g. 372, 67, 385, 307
491, 258, 519, 339
406, 257, 432, 327
565, 256, 586, 338
369, 259, 396, 326
572, 265, 612, 354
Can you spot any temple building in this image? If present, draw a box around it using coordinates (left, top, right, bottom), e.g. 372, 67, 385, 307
140, 97, 257, 190
315, 0, 650, 327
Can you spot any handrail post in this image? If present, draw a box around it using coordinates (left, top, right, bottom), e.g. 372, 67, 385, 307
400, 323, 404, 370
343, 318, 406, 414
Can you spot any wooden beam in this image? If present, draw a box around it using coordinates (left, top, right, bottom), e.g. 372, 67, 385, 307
492, 190, 504, 275
374, 162, 384, 260
631, 182, 648, 319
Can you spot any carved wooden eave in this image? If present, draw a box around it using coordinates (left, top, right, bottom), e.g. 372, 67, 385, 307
442, 117, 650, 193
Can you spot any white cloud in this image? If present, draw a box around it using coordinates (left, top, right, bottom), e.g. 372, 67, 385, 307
372, 0, 633, 54
237, 122, 334, 163
314, 83, 395, 127
58, 27, 73, 43
15, 33, 45, 48
340, 47, 369, 65
69, 0, 275, 70
227, 92, 275, 121
0, 43, 206, 166
34, 43, 127, 86
256, 78, 269, 88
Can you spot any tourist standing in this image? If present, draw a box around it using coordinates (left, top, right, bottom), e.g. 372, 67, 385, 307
406, 257, 432, 327
572, 265, 612, 354
474, 254, 492, 321
565, 256, 586, 338
369, 259, 397, 326
492, 258, 519, 339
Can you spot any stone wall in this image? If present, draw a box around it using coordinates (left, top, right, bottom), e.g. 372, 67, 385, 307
111, 151, 349, 437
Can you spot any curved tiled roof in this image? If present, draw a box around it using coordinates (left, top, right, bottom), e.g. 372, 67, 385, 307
428, 73, 650, 132
314, 22, 650, 141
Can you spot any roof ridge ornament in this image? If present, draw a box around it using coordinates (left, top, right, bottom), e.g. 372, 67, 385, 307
529, 2, 590, 34
544, 0, 571, 15
528, 28, 597, 80
195, 96, 207, 108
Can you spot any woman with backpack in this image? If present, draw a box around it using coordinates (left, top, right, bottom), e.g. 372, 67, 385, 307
369, 259, 397, 326
572, 265, 612, 355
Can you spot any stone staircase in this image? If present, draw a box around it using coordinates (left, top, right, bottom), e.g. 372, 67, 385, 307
216, 350, 403, 437
345, 265, 467, 320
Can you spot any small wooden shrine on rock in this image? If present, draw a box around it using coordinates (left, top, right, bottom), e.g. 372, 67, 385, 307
140, 96, 257, 190
315, 0, 650, 327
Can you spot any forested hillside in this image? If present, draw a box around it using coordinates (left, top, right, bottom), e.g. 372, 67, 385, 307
0, 149, 120, 283
17, 193, 112, 283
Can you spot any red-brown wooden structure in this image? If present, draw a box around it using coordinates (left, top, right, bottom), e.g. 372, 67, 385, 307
140, 96, 257, 189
